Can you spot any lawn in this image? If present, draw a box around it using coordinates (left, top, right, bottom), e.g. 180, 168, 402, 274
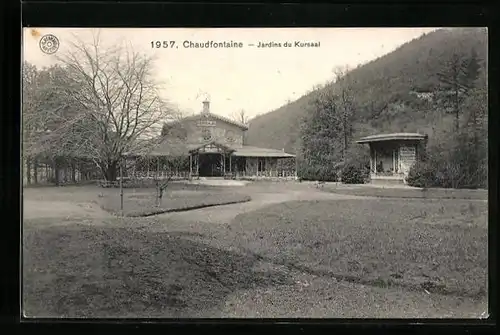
22, 219, 290, 318
22, 183, 489, 317
226, 198, 488, 298
99, 187, 251, 217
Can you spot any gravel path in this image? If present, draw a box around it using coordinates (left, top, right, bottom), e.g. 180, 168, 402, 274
23, 200, 112, 221
157, 184, 371, 224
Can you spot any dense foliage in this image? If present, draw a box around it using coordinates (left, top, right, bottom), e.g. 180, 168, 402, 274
297, 162, 338, 182
246, 28, 487, 189
406, 162, 436, 188
407, 130, 487, 189
341, 164, 368, 184
406, 48, 487, 189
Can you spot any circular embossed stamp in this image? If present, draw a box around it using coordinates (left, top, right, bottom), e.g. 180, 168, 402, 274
39, 34, 60, 54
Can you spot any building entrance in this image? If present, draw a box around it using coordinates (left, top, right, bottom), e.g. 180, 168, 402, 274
198, 153, 223, 177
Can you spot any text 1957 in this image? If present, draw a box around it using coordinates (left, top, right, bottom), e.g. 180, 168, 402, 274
151, 41, 177, 49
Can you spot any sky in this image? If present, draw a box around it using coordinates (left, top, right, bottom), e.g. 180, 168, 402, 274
23, 27, 438, 120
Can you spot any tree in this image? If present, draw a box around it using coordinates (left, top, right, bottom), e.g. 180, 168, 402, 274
22, 63, 83, 185
300, 88, 343, 170
232, 109, 249, 125
149, 138, 191, 207
44, 31, 174, 182
429, 47, 486, 188
22, 61, 39, 184
436, 48, 481, 132
332, 65, 357, 161
462, 84, 488, 188
160, 109, 188, 138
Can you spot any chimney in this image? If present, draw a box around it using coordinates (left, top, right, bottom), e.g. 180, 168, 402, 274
202, 100, 210, 114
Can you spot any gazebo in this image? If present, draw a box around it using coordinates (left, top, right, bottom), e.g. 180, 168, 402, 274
356, 132, 428, 184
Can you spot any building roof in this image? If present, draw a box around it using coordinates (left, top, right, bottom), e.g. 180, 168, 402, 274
124, 139, 295, 158
356, 132, 428, 144
232, 146, 296, 158
124, 137, 190, 157
182, 112, 249, 131
188, 141, 235, 154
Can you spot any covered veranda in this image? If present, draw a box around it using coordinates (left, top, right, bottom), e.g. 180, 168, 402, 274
122, 139, 297, 180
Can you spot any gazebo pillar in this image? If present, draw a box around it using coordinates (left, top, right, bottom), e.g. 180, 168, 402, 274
196, 153, 199, 176
221, 152, 225, 176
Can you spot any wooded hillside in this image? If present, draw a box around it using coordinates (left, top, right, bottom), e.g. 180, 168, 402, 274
245, 28, 488, 153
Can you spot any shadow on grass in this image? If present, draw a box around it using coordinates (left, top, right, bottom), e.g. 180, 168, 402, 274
122, 198, 252, 217
99, 191, 252, 217
23, 224, 291, 318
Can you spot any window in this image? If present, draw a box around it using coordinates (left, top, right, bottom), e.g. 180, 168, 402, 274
226, 130, 235, 142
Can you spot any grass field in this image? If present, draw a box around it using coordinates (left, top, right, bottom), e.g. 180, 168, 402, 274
22, 182, 489, 318
23, 219, 288, 318
225, 198, 488, 298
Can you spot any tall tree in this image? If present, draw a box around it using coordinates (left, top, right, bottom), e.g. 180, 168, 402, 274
430, 47, 485, 188
300, 88, 343, 168
436, 48, 480, 132
22, 63, 80, 185
462, 48, 481, 90
22, 61, 39, 185
332, 65, 357, 162
462, 84, 488, 188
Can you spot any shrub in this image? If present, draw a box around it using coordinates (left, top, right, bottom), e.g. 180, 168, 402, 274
297, 163, 337, 182
421, 129, 488, 189
341, 164, 367, 184
406, 162, 436, 188
317, 166, 338, 182
297, 162, 316, 181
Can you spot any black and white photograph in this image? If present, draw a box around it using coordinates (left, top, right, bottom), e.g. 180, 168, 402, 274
22, 27, 488, 318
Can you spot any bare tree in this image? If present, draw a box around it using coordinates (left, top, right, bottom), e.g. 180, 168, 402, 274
152, 152, 190, 207
232, 109, 249, 125
151, 124, 190, 207
42, 31, 174, 181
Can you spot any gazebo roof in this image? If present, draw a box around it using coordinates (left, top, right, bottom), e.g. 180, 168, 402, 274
356, 132, 428, 144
